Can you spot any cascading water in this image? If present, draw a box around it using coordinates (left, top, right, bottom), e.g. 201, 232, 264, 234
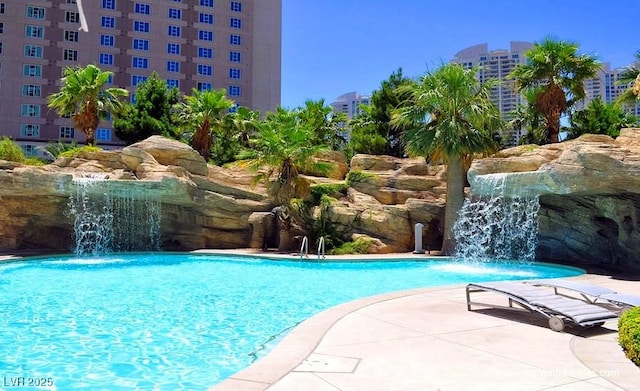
453, 174, 540, 262
68, 176, 161, 255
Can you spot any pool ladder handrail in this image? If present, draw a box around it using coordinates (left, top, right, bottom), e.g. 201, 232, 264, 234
299, 236, 309, 259
317, 236, 325, 260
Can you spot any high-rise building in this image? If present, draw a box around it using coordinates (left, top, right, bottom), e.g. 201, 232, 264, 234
452, 42, 533, 118
330, 91, 370, 119
591, 63, 640, 116
0, 0, 281, 154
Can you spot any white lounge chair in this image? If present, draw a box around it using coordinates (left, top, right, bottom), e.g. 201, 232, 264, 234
466, 281, 619, 332
526, 279, 640, 309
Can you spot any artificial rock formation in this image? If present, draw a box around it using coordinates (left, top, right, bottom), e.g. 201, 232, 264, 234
468, 128, 640, 270
0, 137, 446, 254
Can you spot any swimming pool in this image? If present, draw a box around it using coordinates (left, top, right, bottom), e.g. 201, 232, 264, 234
0, 253, 582, 389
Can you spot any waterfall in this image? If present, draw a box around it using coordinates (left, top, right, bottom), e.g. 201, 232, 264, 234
453, 174, 540, 262
68, 176, 161, 255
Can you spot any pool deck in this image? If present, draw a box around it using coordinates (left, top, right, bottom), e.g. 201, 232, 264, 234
209, 257, 640, 391
2, 251, 639, 390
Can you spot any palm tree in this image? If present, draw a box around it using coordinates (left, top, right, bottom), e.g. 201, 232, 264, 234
236, 107, 335, 251
47, 64, 128, 146
509, 38, 601, 144
297, 99, 348, 150
392, 63, 502, 254
175, 88, 234, 161
616, 51, 640, 106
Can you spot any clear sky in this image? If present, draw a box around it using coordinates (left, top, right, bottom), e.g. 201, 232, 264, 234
280, 0, 640, 109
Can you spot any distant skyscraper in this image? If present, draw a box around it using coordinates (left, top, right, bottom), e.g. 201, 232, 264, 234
330, 91, 371, 119
0, 0, 281, 154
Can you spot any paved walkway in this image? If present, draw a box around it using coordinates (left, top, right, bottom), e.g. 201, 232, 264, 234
214, 274, 640, 391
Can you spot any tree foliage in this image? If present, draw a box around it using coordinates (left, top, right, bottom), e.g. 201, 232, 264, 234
509, 38, 601, 144
47, 64, 128, 145
568, 98, 637, 139
392, 63, 502, 254
298, 99, 348, 150
616, 50, 640, 106
175, 88, 234, 162
113, 72, 182, 145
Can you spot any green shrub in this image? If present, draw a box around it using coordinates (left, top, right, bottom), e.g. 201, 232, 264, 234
0, 137, 26, 162
345, 170, 374, 186
619, 306, 640, 367
42, 140, 79, 159
310, 183, 348, 205
23, 157, 46, 166
329, 236, 375, 255
58, 145, 102, 158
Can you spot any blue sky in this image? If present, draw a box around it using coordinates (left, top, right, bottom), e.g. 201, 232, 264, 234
281, 0, 640, 109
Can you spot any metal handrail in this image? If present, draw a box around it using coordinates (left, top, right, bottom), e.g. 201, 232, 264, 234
299, 236, 308, 259
317, 236, 325, 260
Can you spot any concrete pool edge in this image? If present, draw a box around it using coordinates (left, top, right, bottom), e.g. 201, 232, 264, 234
211, 274, 640, 391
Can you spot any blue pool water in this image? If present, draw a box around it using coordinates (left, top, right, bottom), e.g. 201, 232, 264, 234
0, 253, 582, 389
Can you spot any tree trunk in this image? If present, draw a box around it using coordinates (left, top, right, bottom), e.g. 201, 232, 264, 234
441, 156, 466, 255
547, 108, 562, 144
192, 121, 211, 161
85, 128, 95, 146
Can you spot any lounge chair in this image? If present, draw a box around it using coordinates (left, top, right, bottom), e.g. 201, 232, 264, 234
466, 281, 618, 332
526, 279, 640, 309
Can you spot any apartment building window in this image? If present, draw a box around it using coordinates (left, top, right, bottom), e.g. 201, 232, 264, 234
106, 74, 113, 84
133, 38, 149, 51
229, 34, 241, 45
23, 64, 42, 77
134, 21, 150, 33
230, 1, 242, 12
21, 104, 41, 117
24, 45, 43, 58
228, 85, 241, 97
166, 79, 179, 89
65, 11, 80, 23
102, 0, 116, 9
63, 31, 81, 44
0, 43, 3, 55
100, 34, 114, 46
134, 3, 150, 14
20, 124, 40, 137
197, 64, 212, 76
22, 84, 41, 97
198, 47, 213, 58
0, 22, 3, 34
67, 0, 77, 4
63, 48, 78, 61
198, 30, 213, 41
168, 25, 181, 37
60, 126, 75, 139
21, 145, 37, 156
166, 61, 180, 73
167, 43, 180, 55
229, 68, 241, 79
200, 0, 214, 6
26, 6, 46, 19
99, 53, 113, 65
132, 57, 148, 69
197, 82, 212, 91
101, 16, 115, 28
131, 75, 147, 86
199, 13, 214, 24
25, 25, 44, 39
0, 3, 4, 14
96, 128, 111, 141
230, 18, 242, 29
229, 51, 241, 62
168, 8, 181, 19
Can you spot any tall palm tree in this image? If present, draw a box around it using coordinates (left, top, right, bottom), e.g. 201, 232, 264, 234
616, 51, 640, 106
47, 64, 128, 146
509, 38, 601, 144
297, 99, 348, 150
392, 63, 502, 254
236, 107, 335, 251
176, 88, 234, 161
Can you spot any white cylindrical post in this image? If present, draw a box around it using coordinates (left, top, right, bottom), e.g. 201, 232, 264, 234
414, 223, 424, 254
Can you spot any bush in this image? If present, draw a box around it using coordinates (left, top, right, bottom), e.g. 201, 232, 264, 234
345, 170, 374, 186
619, 306, 640, 367
329, 236, 375, 255
41, 140, 79, 159
310, 183, 348, 205
58, 145, 102, 158
0, 137, 26, 162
